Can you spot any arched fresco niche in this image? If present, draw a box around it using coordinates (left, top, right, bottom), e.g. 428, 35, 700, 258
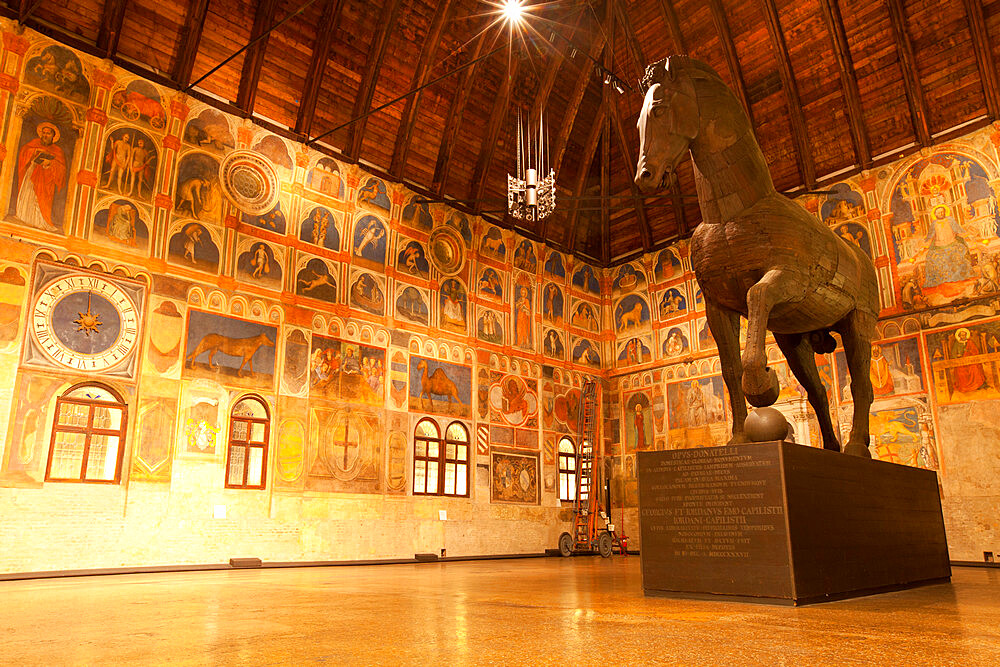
99, 126, 158, 202
305, 157, 344, 199
174, 152, 223, 223
166, 222, 220, 273
183, 108, 235, 153
401, 195, 432, 231
397, 239, 430, 279
92, 199, 150, 253
357, 176, 390, 213
110, 80, 166, 132
887, 151, 1000, 309
8, 95, 79, 234
24, 44, 90, 104
353, 214, 388, 269
299, 205, 341, 251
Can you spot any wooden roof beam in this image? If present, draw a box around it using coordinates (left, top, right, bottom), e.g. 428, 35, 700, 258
172, 0, 211, 88
655, 0, 688, 54
432, 31, 488, 195
295, 0, 344, 137
346, 0, 405, 161
707, 0, 753, 125
760, 0, 816, 188
568, 117, 604, 254
235, 0, 279, 113
609, 0, 652, 251
886, 0, 930, 146
96, 0, 128, 59
389, 0, 456, 178
550, 26, 606, 178
818, 0, 871, 168
543, 28, 605, 243
469, 56, 520, 212
530, 9, 587, 126
961, 0, 1000, 119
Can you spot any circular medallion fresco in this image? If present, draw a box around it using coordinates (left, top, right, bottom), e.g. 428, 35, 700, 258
428, 226, 465, 276
219, 150, 280, 215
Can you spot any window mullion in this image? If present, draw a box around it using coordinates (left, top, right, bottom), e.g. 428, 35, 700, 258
79, 405, 95, 481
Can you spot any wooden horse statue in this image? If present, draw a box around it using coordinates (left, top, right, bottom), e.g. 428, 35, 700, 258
634, 56, 878, 457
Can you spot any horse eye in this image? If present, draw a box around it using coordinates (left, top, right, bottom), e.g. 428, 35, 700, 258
652, 107, 666, 119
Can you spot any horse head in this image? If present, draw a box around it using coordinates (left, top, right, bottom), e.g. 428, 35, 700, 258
635, 57, 700, 193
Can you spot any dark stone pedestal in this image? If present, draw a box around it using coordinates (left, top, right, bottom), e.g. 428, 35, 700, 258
637, 442, 950, 605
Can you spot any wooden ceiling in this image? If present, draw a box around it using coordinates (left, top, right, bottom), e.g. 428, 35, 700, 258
5, 0, 1000, 266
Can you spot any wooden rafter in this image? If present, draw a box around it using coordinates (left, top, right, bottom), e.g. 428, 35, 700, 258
817, 0, 871, 168
96, 0, 128, 59
655, 0, 688, 54
961, 0, 1000, 120
601, 0, 612, 265
295, 0, 344, 137
346, 0, 404, 161
706, 0, 753, 124
568, 116, 604, 255
613, 0, 645, 77
389, 0, 455, 178
543, 26, 606, 242
609, 0, 652, 251
172, 0, 211, 88
530, 10, 587, 126
550, 25, 606, 180
432, 30, 488, 195
886, 0, 930, 146
760, 0, 815, 188
235, 0, 278, 112
469, 56, 520, 212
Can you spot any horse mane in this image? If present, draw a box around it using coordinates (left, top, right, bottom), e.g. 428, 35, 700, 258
640, 56, 728, 92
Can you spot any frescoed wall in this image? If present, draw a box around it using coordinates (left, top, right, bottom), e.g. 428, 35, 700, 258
0, 25, 606, 574
607, 136, 1000, 562
2, 23, 997, 571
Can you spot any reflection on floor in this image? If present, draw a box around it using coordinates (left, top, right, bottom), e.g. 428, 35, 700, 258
1, 557, 998, 665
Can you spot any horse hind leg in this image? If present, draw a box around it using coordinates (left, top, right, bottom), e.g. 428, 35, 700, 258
774, 333, 840, 451
706, 300, 748, 444
742, 269, 806, 407
837, 309, 876, 458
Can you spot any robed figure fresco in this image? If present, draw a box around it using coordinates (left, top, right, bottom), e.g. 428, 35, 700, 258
15, 122, 67, 232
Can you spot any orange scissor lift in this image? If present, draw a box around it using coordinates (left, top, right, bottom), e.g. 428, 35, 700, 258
557, 379, 626, 558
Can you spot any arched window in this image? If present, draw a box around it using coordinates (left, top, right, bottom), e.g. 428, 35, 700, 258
46, 383, 128, 483
558, 436, 577, 502
413, 419, 469, 497
443, 421, 470, 497
225, 396, 270, 489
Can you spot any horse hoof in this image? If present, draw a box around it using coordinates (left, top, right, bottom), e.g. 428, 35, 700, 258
743, 367, 779, 407
843, 442, 872, 458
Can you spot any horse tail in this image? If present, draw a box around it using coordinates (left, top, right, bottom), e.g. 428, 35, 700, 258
808, 330, 837, 355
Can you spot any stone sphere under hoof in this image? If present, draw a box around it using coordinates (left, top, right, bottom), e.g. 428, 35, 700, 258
744, 407, 789, 443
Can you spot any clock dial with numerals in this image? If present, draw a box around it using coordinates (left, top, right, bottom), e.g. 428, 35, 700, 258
31, 273, 140, 372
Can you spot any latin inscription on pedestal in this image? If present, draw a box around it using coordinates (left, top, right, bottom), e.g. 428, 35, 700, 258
638, 445, 793, 600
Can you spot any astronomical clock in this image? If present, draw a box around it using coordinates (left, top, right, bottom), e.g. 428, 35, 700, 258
22, 261, 146, 380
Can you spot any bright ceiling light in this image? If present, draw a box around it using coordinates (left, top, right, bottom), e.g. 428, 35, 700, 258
501, 0, 525, 24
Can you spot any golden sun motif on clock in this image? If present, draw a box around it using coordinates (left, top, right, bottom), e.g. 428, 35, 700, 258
31, 273, 140, 372
73, 291, 103, 336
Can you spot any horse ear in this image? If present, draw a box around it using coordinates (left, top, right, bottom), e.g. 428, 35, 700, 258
665, 58, 676, 82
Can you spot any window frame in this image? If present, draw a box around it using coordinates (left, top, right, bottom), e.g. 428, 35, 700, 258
224, 394, 271, 490
557, 436, 577, 503
412, 418, 470, 498
45, 382, 128, 484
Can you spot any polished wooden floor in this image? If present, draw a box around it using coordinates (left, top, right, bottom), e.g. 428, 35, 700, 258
1, 557, 998, 665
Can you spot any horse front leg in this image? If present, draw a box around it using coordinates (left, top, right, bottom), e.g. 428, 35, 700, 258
705, 300, 747, 444
742, 269, 805, 407
837, 309, 876, 458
